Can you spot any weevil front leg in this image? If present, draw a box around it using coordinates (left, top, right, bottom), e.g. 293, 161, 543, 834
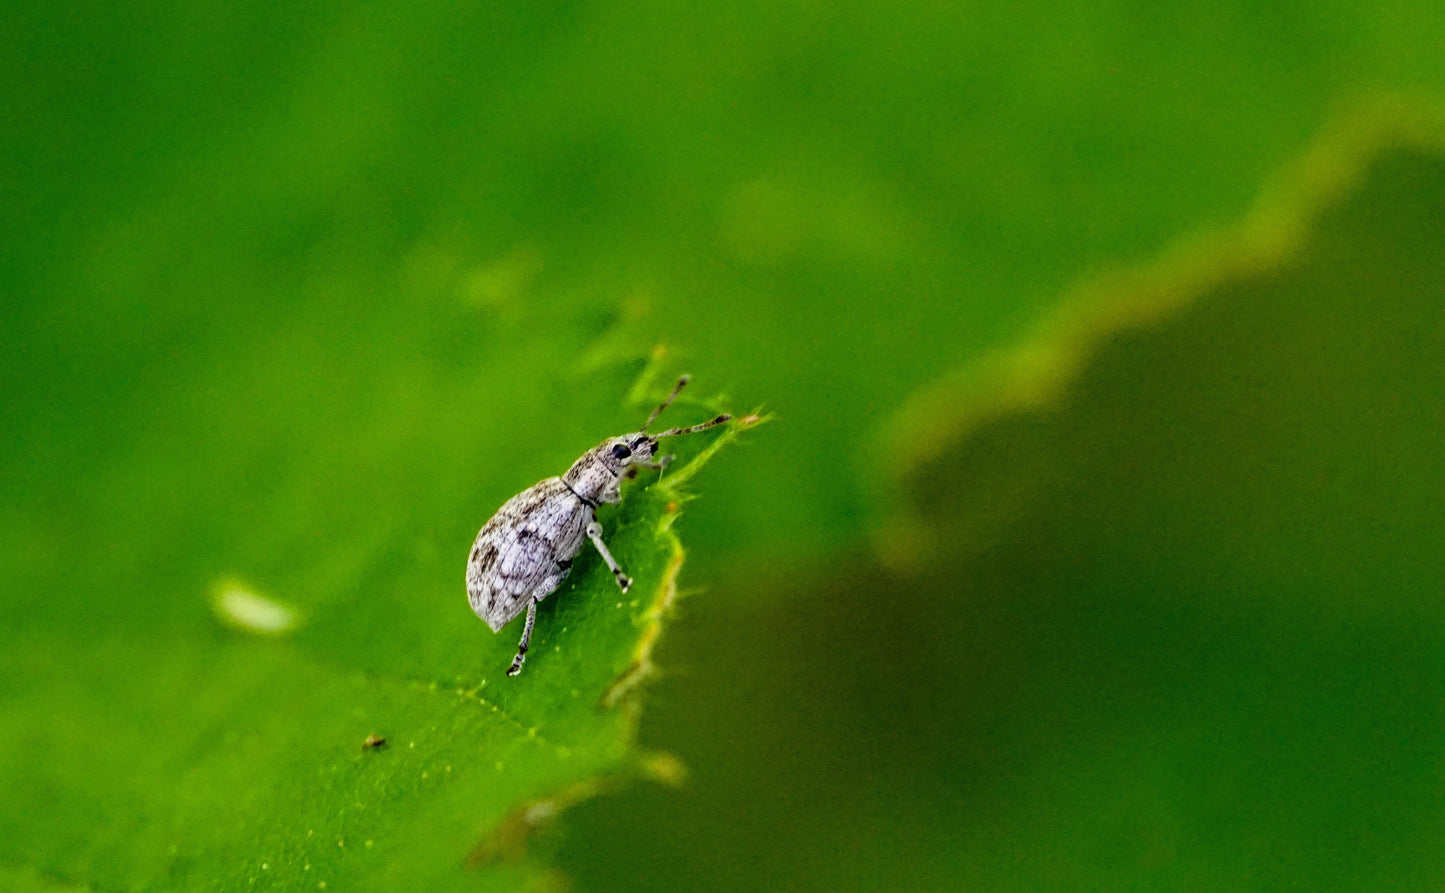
506, 598, 539, 677
634, 454, 674, 473
586, 520, 632, 592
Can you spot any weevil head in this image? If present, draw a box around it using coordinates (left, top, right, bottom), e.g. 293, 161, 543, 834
563, 432, 659, 504
561, 376, 730, 505
611, 432, 660, 467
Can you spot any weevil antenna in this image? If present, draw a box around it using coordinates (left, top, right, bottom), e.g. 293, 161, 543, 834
653, 413, 732, 439
644, 374, 691, 431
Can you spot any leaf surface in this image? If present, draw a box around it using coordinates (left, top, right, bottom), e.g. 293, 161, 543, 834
0, 345, 753, 891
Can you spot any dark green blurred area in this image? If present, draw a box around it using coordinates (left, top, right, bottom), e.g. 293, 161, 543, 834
5, 1, 1445, 891
565, 149, 1445, 892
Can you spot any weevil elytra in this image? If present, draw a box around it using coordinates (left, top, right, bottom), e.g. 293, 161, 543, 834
466, 376, 730, 677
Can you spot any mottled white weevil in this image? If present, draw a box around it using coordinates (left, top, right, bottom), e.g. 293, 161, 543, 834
466, 375, 730, 676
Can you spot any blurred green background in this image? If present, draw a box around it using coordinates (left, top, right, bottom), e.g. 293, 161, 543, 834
5, 2, 1445, 891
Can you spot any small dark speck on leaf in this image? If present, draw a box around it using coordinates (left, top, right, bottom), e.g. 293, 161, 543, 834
362, 734, 387, 751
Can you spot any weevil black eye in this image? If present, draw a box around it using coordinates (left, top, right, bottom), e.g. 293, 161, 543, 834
611, 443, 632, 460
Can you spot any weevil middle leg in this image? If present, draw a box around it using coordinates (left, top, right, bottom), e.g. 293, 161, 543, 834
586, 520, 632, 592
506, 599, 538, 677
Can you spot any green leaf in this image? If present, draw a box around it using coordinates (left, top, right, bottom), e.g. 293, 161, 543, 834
8, 1, 1445, 888
0, 352, 758, 891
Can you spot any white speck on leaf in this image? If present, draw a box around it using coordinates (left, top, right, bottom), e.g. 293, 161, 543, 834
210, 579, 299, 635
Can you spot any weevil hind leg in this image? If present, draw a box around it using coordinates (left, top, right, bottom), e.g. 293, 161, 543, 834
506, 598, 539, 677
585, 520, 632, 592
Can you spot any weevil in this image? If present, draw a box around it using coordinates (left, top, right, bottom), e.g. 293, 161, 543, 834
466, 375, 730, 676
